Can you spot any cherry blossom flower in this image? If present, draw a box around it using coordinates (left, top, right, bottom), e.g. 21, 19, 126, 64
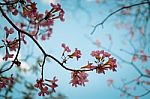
70, 71, 88, 87
103, 51, 111, 57
26, 0, 31, 3
132, 54, 138, 62
4, 26, 14, 34
90, 50, 100, 57
107, 79, 113, 87
90, 50, 104, 60
68, 48, 82, 60
45, 76, 58, 92
7, 39, 19, 51
81, 62, 96, 69
50, 3, 61, 11
96, 65, 108, 74
3, 52, 14, 61
140, 50, 148, 63
5, 3, 18, 16
95, 39, 101, 47
141, 54, 147, 63
59, 9, 65, 21
50, 3, 65, 21
47, 28, 52, 38
96, 0, 100, 4
35, 77, 58, 96
22, 2, 37, 19
145, 69, 150, 75
134, 96, 139, 99
41, 20, 54, 29
90, 50, 117, 74
38, 86, 49, 96
0, 80, 6, 89
34, 79, 50, 96
12, 9, 18, 16
0, 75, 14, 89
41, 34, 47, 41
106, 57, 117, 71
61, 43, 71, 52
34, 79, 44, 89
21, 34, 27, 44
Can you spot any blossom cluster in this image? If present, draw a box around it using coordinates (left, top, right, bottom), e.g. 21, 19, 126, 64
61, 43, 82, 62
2, 26, 19, 61
70, 71, 88, 87
4, 0, 65, 41
80, 49, 117, 74
89, 50, 117, 74
61, 43, 117, 87
0, 75, 14, 89
132, 50, 148, 63
34, 77, 58, 96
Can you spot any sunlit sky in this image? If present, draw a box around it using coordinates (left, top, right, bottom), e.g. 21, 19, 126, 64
0, 0, 150, 99
35, 1, 149, 99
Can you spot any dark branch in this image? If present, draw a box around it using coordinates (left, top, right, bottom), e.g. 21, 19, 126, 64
0, 0, 19, 5
0, 6, 92, 74
90, 1, 150, 35
112, 84, 150, 97
0, 31, 21, 73
41, 56, 46, 80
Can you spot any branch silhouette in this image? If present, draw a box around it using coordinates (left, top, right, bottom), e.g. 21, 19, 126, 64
90, 1, 150, 35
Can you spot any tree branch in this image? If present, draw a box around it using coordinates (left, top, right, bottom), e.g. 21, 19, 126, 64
112, 84, 150, 97
0, 31, 21, 73
0, 6, 92, 74
90, 1, 150, 35
0, 0, 19, 5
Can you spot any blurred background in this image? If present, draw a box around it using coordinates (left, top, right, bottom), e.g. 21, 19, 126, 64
0, 0, 150, 99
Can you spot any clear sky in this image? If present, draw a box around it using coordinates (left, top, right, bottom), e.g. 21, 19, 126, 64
0, 0, 150, 99
33, 0, 150, 99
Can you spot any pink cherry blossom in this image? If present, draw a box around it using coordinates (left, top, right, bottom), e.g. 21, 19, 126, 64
61, 43, 71, 52
140, 50, 148, 63
107, 79, 113, 86
34, 79, 44, 89
145, 69, 150, 75
90, 50, 104, 57
45, 76, 58, 92
68, 48, 82, 60
4, 26, 14, 34
70, 71, 88, 87
3, 52, 14, 61
0, 75, 14, 89
132, 54, 138, 62
21, 34, 27, 44
38, 86, 50, 96
50, 3, 65, 22
134, 96, 139, 99
22, 2, 37, 19
103, 52, 111, 57
90, 50, 117, 74
7, 39, 19, 51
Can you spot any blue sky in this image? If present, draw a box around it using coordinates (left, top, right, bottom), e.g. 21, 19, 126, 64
34, 0, 150, 99
0, 0, 150, 99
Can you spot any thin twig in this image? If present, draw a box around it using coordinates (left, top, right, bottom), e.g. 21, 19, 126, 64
0, 31, 21, 73
0, 0, 19, 5
112, 84, 150, 97
90, 1, 150, 35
